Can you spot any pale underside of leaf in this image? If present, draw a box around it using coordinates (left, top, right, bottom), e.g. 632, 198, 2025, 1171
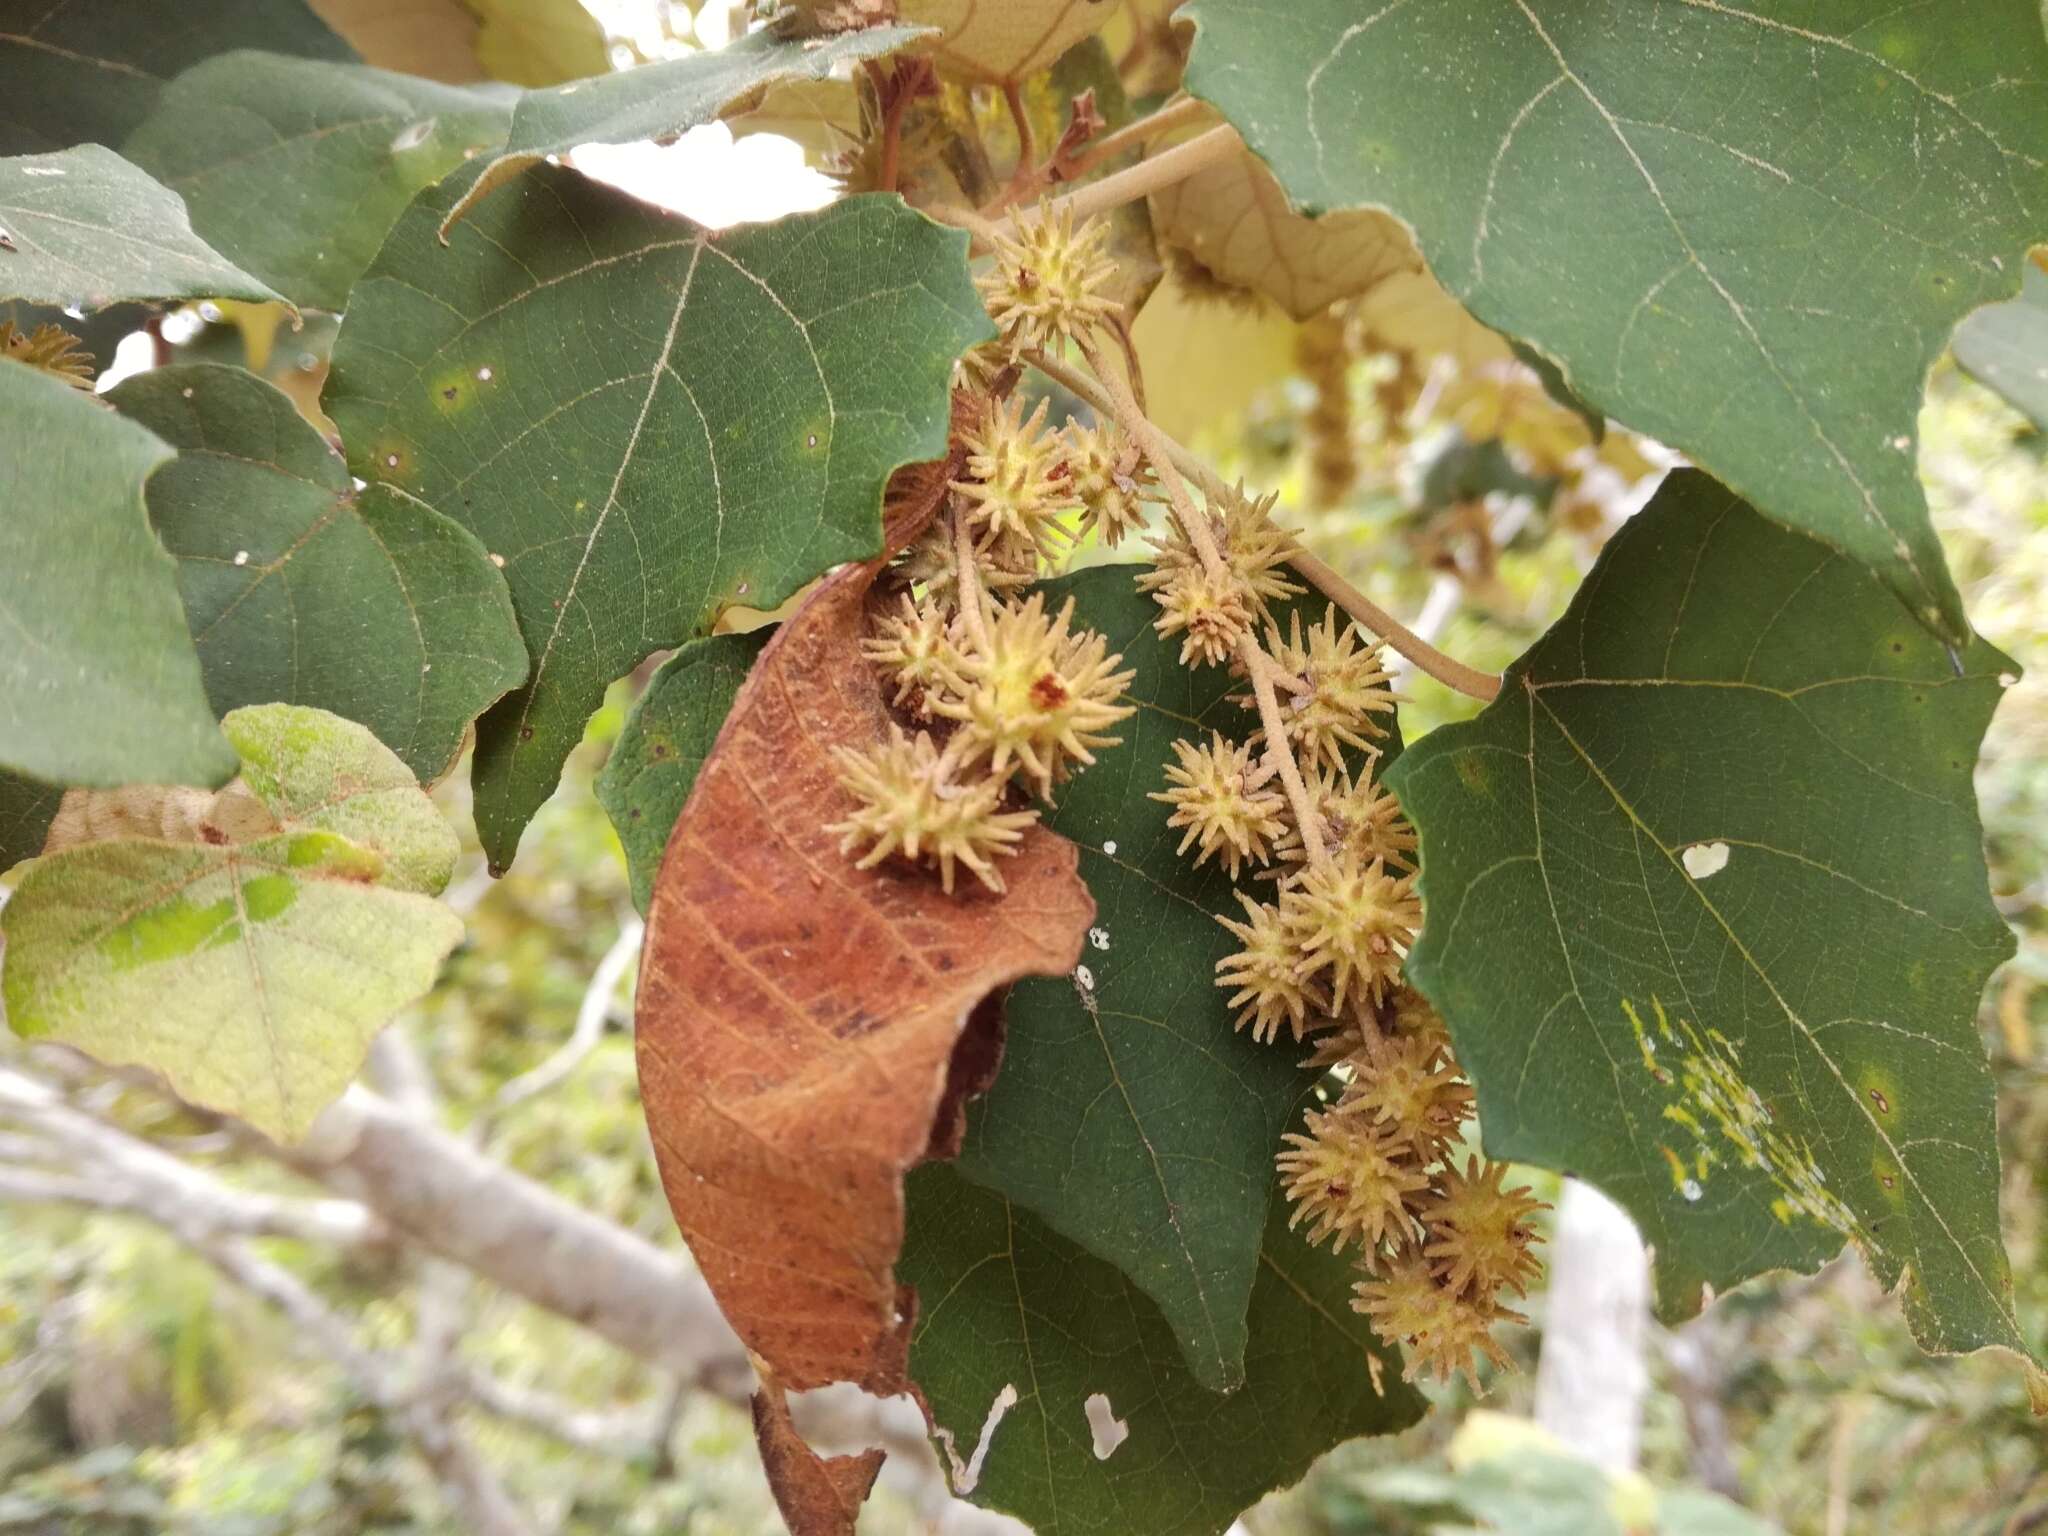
0, 144, 286, 310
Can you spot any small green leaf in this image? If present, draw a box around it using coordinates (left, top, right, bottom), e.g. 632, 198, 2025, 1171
1954, 260, 2048, 434
0, 358, 235, 790
122, 54, 512, 312
1184, 0, 2048, 642
900, 1162, 1425, 1536
953, 567, 1391, 1392
596, 631, 767, 914
108, 363, 527, 783
1386, 471, 2029, 1370
0, 146, 286, 310
326, 166, 991, 869
0, 0, 354, 156
1, 705, 462, 1141
437, 24, 930, 235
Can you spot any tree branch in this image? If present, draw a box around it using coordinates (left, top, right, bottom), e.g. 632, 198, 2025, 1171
490, 914, 643, 1121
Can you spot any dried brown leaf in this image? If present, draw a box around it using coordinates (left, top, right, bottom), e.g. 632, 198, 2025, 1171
752, 1370, 886, 1536
635, 553, 1094, 1395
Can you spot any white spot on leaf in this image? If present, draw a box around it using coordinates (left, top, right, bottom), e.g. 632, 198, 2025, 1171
1088, 927, 1110, 951
1084, 1393, 1129, 1459
934, 1383, 1016, 1495
1101, 839, 1117, 856
1681, 841, 1730, 880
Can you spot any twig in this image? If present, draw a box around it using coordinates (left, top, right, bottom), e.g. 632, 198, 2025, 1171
1056, 95, 1208, 183
1242, 645, 1328, 863
1002, 81, 1036, 190
1028, 349, 1505, 703
953, 508, 992, 653
491, 915, 643, 1120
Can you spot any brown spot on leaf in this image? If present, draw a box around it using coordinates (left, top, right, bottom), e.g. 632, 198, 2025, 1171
635, 544, 1092, 1399
752, 1368, 885, 1536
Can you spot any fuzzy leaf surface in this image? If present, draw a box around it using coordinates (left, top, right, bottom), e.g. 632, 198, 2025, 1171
325, 167, 990, 868
0, 0, 353, 155
439, 24, 928, 233
951, 569, 1375, 1392
0, 358, 235, 790
1, 705, 461, 1141
0, 146, 285, 310
108, 364, 528, 782
595, 631, 767, 914
1183, 0, 2048, 641
900, 1162, 1425, 1536
1386, 471, 2029, 1371
123, 54, 512, 311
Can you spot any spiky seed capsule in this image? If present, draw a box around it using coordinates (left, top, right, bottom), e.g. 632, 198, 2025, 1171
861, 595, 957, 718
1149, 733, 1287, 879
1333, 1031, 1474, 1161
1065, 419, 1156, 548
1138, 560, 1255, 668
1388, 985, 1453, 1061
952, 394, 1079, 558
1420, 1156, 1547, 1299
1, 320, 94, 389
1142, 485, 1302, 619
1351, 1254, 1523, 1391
1215, 892, 1322, 1043
978, 200, 1121, 357
891, 511, 1034, 610
1276, 1108, 1430, 1257
932, 593, 1134, 799
1253, 610, 1396, 774
1282, 850, 1422, 1020
827, 727, 1038, 894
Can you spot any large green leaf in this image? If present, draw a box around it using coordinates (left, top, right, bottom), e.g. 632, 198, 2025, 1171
122, 54, 512, 312
0, 358, 235, 790
1, 704, 461, 1141
107, 363, 528, 782
1183, 0, 2048, 643
900, 1162, 1425, 1536
1954, 259, 2048, 434
0, 146, 286, 310
437, 23, 929, 235
0, 0, 354, 155
325, 167, 991, 869
1385, 471, 2029, 1372
595, 631, 767, 914
949, 568, 1349, 1392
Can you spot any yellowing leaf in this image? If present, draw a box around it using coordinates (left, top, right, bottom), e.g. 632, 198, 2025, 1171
1, 705, 462, 1141
790, 0, 1111, 83
1130, 263, 1298, 445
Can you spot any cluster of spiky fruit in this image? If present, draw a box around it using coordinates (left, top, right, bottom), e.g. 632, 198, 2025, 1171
1152, 608, 1543, 1387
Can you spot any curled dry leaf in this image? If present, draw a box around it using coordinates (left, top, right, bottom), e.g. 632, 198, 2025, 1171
752, 1368, 887, 1536
634, 541, 1095, 1399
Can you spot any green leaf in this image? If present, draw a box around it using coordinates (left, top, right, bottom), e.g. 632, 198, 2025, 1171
437, 24, 929, 235
1183, 0, 2048, 642
952, 568, 1387, 1392
0, 146, 286, 310
107, 363, 528, 783
1385, 470, 2029, 1370
0, 358, 236, 790
462, 0, 610, 87
900, 1161, 1425, 1536
122, 54, 513, 312
325, 167, 991, 870
1954, 259, 2048, 434
1, 704, 461, 1141
0, 0, 354, 156
595, 631, 767, 914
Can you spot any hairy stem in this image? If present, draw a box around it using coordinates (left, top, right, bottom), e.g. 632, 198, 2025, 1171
1242, 642, 1328, 864
1060, 95, 1210, 182
953, 508, 992, 654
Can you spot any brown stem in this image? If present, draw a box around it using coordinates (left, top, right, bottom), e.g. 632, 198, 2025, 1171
1002, 81, 1035, 189
1058, 96, 1209, 183
1072, 336, 1227, 583
953, 507, 991, 654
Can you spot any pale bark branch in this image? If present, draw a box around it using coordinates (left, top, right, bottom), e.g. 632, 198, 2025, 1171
490, 914, 643, 1120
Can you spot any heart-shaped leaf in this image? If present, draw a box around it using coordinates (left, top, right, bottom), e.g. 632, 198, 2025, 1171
1386, 470, 2032, 1377
2, 704, 462, 1141
325, 164, 990, 869
1184, 0, 2048, 642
